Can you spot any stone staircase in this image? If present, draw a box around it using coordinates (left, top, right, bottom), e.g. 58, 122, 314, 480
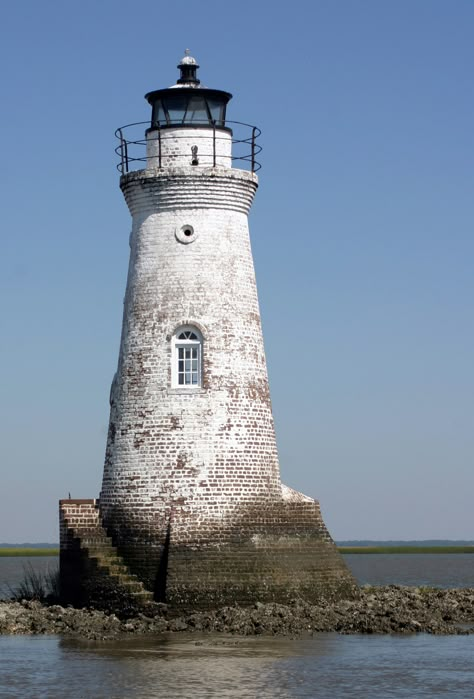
79, 529, 154, 604
59, 499, 154, 611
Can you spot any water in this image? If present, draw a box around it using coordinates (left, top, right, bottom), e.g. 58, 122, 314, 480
345, 553, 474, 588
0, 633, 473, 698
1, 554, 474, 697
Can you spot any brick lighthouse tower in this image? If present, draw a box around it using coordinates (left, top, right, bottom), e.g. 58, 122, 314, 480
60, 52, 354, 609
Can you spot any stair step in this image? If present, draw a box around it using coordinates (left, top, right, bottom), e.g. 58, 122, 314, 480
119, 581, 146, 592
88, 553, 124, 567
130, 591, 154, 600
96, 563, 132, 577
64, 512, 153, 607
89, 558, 151, 592
79, 538, 114, 548
89, 554, 127, 569
85, 545, 117, 556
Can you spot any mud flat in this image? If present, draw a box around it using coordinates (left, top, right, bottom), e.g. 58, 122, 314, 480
1, 586, 474, 640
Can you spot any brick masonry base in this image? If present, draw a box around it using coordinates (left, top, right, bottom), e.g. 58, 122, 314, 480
60, 498, 356, 611
164, 538, 356, 611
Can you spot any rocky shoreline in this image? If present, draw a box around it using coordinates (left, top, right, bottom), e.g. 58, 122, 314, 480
1, 586, 474, 640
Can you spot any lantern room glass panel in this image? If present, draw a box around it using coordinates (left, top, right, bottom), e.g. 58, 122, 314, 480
164, 94, 189, 123
184, 95, 211, 123
152, 100, 166, 125
207, 98, 226, 126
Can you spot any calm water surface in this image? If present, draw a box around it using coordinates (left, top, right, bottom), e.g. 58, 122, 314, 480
0, 633, 473, 698
345, 553, 474, 588
2, 555, 474, 697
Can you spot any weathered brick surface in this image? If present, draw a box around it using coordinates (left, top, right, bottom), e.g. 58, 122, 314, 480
100, 165, 283, 544
146, 127, 232, 168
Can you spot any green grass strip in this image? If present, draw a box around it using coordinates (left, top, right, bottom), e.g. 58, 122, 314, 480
338, 546, 474, 554
2, 546, 473, 557
0, 548, 59, 557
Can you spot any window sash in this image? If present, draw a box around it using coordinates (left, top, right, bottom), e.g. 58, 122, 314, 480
177, 344, 200, 386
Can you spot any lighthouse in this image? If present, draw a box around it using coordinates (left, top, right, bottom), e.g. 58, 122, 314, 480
59, 52, 354, 609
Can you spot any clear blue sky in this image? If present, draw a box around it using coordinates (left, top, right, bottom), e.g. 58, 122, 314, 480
0, 0, 472, 542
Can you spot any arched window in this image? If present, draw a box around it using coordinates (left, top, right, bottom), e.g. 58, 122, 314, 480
172, 326, 202, 388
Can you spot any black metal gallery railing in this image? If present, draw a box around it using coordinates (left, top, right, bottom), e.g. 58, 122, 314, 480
115, 120, 262, 174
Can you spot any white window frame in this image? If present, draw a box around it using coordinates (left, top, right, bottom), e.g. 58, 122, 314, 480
172, 326, 202, 389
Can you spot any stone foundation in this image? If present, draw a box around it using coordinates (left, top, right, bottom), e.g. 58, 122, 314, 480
60, 496, 356, 611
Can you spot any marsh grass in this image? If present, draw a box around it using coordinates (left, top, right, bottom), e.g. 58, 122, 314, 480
6, 562, 60, 602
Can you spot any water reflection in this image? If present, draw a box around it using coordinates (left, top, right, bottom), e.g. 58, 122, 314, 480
59, 633, 325, 699
1, 633, 474, 698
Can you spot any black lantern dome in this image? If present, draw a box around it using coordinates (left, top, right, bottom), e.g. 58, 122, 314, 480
145, 50, 232, 130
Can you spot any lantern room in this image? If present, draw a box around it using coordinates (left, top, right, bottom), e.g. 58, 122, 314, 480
145, 50, 232, 130
115, 51, 262, 173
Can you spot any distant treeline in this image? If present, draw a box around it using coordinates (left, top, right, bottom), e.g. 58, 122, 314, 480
0, 548, 59, 557
1, 541, 474, 558
2, 546, 474, 557
3, 540, 474, 548
339, 545, 474, 554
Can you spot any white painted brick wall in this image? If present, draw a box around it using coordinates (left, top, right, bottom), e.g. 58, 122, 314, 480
146, 127, 232, 168
100, 160, 285, 542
